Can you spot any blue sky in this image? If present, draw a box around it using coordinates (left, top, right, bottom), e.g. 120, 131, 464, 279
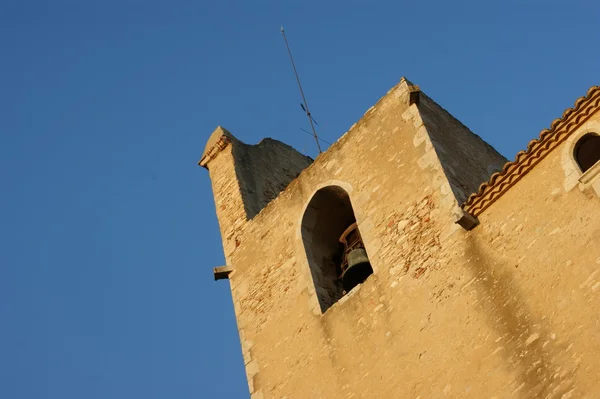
0, 1, 598, 398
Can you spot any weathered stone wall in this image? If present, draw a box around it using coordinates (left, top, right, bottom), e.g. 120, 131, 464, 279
231, 138, 313, 219
201, 127, 312, 257
464, 109, 600, 397
203, 80, 600, 398
417, 92, 508, 204
204, 143, 248, 257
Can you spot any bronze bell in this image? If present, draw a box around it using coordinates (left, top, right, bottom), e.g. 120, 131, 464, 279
341, 247, 373, 292
338, 223, 373, 292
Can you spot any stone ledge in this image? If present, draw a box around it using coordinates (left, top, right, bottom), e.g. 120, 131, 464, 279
213, 265, 234, 281
578, 160, 600, 185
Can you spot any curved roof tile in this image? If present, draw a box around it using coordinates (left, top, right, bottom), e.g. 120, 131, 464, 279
463, 85, 600, 216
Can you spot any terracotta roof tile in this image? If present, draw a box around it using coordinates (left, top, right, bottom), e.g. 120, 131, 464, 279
463, 85, 600, 216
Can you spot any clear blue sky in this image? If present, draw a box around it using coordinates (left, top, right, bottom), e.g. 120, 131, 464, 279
0, 1, 598, 398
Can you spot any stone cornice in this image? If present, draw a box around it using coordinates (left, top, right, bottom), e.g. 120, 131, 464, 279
198, 127, 233, 169
463, 85, 600, 217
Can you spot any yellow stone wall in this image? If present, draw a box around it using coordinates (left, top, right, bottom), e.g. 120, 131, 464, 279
201, 79, 600, 398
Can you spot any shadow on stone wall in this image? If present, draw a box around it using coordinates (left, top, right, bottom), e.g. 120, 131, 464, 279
232, 139, 312, 220
464, 235, 575, 398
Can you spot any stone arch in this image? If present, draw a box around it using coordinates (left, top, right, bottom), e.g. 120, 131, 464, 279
301, 185, 373, 313
561, 120, 600, 192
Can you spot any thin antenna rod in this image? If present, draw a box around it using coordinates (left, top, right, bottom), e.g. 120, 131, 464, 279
299, 128, 331, 145
280, 26, 322, 153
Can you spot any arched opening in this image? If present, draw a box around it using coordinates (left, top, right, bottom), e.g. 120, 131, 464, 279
574, 133, 600, 173
301, 186, 373, 313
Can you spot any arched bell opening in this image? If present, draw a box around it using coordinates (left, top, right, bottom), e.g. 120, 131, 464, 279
301, 186, 373, 313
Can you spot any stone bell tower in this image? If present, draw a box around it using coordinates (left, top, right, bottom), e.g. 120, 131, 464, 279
199, 78, 600, 398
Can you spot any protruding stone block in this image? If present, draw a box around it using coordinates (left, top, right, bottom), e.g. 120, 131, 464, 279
213, 265, 234, 281
452, 207, 480, 230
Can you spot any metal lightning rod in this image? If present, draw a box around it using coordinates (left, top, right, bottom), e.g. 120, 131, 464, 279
280, 26, 322, 153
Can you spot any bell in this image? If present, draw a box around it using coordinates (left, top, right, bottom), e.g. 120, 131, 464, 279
341, 248, 373, 292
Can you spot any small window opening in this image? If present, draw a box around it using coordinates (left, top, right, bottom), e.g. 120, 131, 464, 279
301, 186, 373, 313
574, 133, 600, 173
